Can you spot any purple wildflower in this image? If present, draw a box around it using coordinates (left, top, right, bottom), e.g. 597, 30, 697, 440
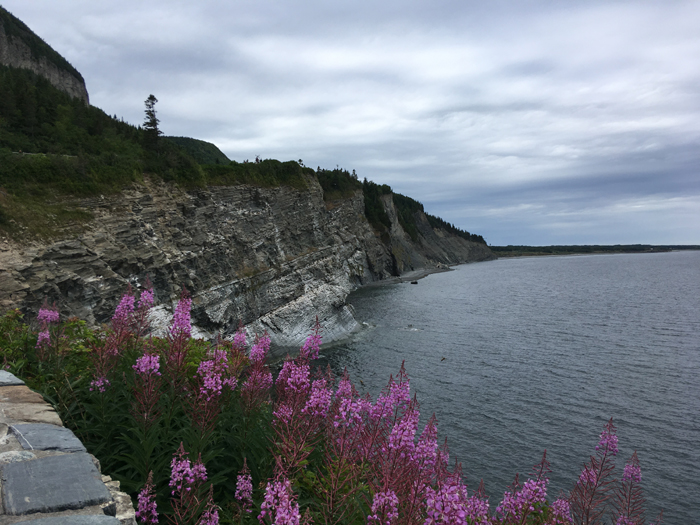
596, 425, 619, 456
370, 374, 410, 422
169, 444, 207, 495
302, 378, 332, 417
578, 466, 598, 486
277, 360, 310, 398
200, 507, 219, 525
232, 324, 247, 351
273, 404, 295, 424
299, 320, 322, 360
242, 368, 273, 401
550, 498, 572, 524
37, 307, 60, 324
465, 493, 491, 524
36, 330, 50, 348
250, 333, 271, 363
235, 459, 253, 512
89, 376, 110, 393
133, 353, 161, 376
367, 490, 400, 525
425, 480, 468, 525
496, 478, 547, 519
139, 288, 155, 310
623, 462, 642, 483
414, 418, 439, 471
136, 472, 159, 524
199, 486, 220, 525
170, 292, 192, 338
387, 407, 419, 455
113, 293, 135, 329
259, 478, 301, 525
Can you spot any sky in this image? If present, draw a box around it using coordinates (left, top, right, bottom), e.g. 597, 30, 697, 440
4, 0, 699, 245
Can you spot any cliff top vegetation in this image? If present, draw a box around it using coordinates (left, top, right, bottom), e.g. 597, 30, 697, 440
165, 136, 231, 165
0, 62, 485, 245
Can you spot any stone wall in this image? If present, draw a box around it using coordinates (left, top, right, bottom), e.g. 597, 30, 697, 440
0, 371, 135, 524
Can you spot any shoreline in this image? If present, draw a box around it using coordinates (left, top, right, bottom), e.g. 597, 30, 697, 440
359, 265, 453, 288
495, 248, 700, 259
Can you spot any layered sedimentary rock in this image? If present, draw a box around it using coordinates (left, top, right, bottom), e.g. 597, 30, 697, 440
0, 9, 89, 104
0, 176, 494, 353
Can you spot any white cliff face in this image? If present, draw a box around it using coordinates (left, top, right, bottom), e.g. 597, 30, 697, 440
0, 15, 89, 104
0, 176, 494, 354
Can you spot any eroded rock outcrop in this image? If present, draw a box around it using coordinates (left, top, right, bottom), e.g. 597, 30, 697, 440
0, 7, 89, 104
0, 176, 494, 354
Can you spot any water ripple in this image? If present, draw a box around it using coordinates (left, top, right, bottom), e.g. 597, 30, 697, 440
316, 251, 700, 524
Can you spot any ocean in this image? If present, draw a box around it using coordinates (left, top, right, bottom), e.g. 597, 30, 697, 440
316, 250, 700, 523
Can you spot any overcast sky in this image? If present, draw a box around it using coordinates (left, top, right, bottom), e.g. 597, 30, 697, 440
4, 0, 699, 245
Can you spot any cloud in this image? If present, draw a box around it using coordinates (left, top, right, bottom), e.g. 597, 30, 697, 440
4, 0, 699, 244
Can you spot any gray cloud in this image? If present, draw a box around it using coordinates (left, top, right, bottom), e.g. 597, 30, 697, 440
3, 0, 699, 244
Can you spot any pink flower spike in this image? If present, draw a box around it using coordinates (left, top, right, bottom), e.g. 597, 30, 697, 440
170, 291, 192, 338
367, 490, 399, 525
623, 461, 642, 483
139, 288, 155, 310
259, 477, 301, 525
136, 471, 159, 524
235, 459, 253, 512
37, 307, 60, 324
89, 376, 110, 393
596, 420, 619, 456
36, 330, 50, 348
133, 353, 161, 376
112, 293, 135, 329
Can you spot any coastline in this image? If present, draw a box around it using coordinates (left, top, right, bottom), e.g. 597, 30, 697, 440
359, 265, 453, 288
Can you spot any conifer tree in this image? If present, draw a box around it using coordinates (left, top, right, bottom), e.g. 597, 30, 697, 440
143, 94, 161, 149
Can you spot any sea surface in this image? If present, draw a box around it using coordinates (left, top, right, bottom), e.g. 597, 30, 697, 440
315, 251, 700, 524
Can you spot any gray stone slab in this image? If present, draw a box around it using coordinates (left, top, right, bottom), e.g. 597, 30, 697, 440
1, 452, 111, 515
0, 450, 35, 463
14, 516, 120, 524
11, 424, 86, 452
0, 371, 24, 386
0, 403, 63, 426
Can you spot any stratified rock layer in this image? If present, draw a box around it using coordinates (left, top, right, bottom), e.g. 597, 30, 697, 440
0, 176, 494, 353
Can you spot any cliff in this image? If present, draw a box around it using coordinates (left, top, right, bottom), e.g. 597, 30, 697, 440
0, 6, 89, 104
0, 176, 494, 354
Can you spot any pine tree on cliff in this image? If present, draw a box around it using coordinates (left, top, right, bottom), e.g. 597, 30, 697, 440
143, 94, 161, 150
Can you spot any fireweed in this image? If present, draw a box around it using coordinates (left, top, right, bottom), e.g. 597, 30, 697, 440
0, 286, 668, 525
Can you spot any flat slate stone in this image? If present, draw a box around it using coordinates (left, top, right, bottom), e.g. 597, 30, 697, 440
13, 516, 120, 524
1, 452, 111, 515
0, 371, 24, 386
0, 385, 46, 404
0, 402, 63, 426
0, 450, 36, 463
10, 424, 84, 452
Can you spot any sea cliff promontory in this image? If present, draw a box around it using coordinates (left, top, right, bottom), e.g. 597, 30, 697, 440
0, 174, 494, 353
0, 6, 494, 352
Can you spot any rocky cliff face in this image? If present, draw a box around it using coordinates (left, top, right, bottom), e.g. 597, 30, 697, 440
0, 12, 89, 104
0, 177, 494, 354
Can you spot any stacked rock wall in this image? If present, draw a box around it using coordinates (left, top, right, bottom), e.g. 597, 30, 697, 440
0, 371, 135, 524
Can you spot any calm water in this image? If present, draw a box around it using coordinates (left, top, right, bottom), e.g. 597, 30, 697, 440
316, 251, 700, 524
